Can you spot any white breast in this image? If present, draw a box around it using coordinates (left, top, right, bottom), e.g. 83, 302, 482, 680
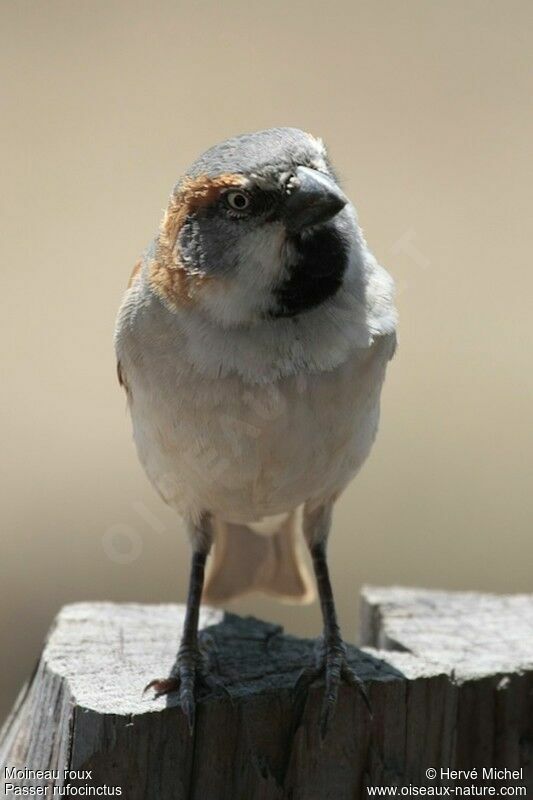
117, 294, 394, 525
115, 234, 396, 525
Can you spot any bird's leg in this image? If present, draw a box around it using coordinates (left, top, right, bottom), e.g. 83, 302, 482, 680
302, 501, 370, 738
144, 514, 214, 733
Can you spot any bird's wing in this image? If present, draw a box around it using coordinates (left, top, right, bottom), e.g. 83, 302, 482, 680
116, 259, 143, 395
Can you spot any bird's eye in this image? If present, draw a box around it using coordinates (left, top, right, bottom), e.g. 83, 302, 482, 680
225, 190, 251, 212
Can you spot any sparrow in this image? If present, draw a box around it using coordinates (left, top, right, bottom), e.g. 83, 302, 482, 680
115, 127, 397, 736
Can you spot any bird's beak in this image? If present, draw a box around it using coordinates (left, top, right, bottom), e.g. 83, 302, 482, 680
283, 166, 348, 232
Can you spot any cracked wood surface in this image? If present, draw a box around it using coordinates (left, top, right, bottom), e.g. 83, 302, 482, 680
1, 589, 532, 799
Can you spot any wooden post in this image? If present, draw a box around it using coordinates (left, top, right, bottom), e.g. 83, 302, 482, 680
1, 588, 532, 799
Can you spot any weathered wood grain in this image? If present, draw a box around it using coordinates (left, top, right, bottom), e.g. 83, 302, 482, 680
360, 586, 533, 784
0, 588, 531, 799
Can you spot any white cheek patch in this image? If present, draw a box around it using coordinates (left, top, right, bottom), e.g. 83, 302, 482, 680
196, 223, 297, 326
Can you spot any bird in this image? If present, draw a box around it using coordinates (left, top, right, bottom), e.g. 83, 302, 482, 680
114, 127, 397, 737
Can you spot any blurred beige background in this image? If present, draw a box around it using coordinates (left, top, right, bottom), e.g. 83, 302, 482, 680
1, 0, 532, 722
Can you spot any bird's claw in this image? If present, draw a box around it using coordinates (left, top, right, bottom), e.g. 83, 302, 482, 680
143, 643, 224, 734
144, 676, 180, 698
295, 637, 372, 740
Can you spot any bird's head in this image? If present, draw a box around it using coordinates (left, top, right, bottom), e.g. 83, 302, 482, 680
150, 128, 358, 326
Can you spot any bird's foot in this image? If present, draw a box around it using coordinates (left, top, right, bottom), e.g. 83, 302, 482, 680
144, 641, 223, 733
296, 634, 372, 739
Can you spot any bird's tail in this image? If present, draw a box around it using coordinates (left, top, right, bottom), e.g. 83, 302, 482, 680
203, 510, 315, 604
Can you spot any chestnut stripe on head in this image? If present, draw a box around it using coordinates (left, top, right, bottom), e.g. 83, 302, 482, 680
149, 173, 244, 309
